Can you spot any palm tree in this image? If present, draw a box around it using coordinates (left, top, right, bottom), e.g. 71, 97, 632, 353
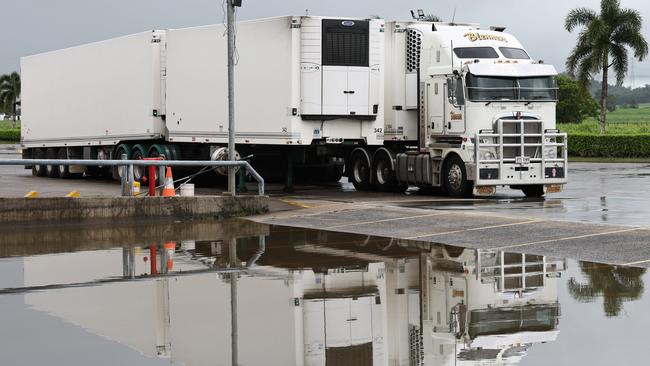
565, 0, 648, 135
567, 262, 645, 317
0, 72, 21, 128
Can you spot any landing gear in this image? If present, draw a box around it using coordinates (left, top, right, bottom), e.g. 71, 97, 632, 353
349, 149, 373, 191
442, 154, 473, 197
521, 185, 545, 198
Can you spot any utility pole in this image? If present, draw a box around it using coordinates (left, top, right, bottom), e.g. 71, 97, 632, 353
226, 0, 241, 195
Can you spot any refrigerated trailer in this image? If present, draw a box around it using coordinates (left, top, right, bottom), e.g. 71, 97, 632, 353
21, 15, 567, 197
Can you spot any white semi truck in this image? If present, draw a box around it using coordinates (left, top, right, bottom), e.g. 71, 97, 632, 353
21, 15, 567, 197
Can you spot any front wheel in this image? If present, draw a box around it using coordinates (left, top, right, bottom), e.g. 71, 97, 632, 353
521, 185, 545, 198
442, 155, 473, 197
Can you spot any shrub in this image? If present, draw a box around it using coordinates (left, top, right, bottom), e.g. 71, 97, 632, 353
568, 134, 650, 157
0, 129, 20, 141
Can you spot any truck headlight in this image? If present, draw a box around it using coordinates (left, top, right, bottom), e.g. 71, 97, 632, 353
544, 138, 558, 160
479, 150, 496, 162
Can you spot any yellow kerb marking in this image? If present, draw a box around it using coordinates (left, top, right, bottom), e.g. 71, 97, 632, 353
65, 191, 80, 198
24, 191, 38, 198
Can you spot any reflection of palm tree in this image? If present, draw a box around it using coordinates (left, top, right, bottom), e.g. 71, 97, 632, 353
568, 262, 645, 317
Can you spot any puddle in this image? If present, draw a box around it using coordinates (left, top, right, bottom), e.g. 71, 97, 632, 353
0, 220, 649, 365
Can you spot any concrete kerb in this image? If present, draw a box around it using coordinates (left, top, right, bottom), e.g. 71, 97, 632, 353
0, 195, 269, 223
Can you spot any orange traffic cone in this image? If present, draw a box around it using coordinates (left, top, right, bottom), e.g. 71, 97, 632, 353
161, 167, 176, 197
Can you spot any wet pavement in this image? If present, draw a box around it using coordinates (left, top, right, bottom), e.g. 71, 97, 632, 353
1, 220, 649, 365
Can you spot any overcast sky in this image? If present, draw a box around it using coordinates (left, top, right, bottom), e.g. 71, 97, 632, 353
2, 0, 649, 84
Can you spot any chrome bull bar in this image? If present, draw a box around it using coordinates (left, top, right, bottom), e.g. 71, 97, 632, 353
474, 118, 568, 186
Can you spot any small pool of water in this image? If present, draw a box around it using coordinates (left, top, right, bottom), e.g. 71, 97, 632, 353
0, 220, 648, 365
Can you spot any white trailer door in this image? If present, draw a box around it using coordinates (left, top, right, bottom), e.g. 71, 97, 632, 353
304, 299, 326, 366
349, 296, 373, 346
347, 68, 370, 116
322, 66, 349, 115
324, 298, 351, 348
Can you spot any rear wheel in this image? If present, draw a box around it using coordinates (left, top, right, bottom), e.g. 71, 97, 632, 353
349, 150, 373, 191
45, 148, 60, 178
57, 148, 72, 179
521, 185, 544, 198
112, 145, 131, 181
131, 145, 148, 182
442, 154, 473, 197
32, 148, 46, 177
373, 151, 397, 192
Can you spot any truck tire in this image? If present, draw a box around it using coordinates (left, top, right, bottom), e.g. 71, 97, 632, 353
131, 144, 148, 181
521, 185, 544, 198
112, 144, 132, 181
57, 148, 72, 179
442, 154, 472, 197
32, 148, 46, 177
373, 150, 397, 192
45, 148, 60, 178
349, 149, 373, 191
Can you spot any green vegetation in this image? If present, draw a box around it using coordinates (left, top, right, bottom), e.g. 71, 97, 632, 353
556, 75, 599, 123
568, 134, 650, 157
0, 72, 21, 128
0, 129, 20, 142
565, 0, 648, 134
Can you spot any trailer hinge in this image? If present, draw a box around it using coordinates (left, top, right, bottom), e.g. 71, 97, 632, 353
392, 105, 403, 111
290, 23, 301, 29
151, 38, 162, 43
394, 29, 407, 33
152, 109, 159, 117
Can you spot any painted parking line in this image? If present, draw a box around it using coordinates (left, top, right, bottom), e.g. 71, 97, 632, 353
405, 219, 541, 240
324, 212, 447, 229
489, 227, 642, 250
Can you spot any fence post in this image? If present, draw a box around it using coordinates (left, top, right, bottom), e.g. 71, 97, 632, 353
120, 154, 128, 196
128, 164, 135, 196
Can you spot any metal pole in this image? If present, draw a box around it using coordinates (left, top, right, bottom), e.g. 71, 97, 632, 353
227, 0, 237, 196
120, 154, 128, 196
229, 237, 238, 366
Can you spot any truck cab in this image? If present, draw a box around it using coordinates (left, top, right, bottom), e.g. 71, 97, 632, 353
389, 22, 568, 197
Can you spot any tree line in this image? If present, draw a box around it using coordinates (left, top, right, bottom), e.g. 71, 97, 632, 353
0, 71, 20, 128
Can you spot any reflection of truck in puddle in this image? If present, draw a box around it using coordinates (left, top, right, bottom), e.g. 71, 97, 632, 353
16, 230, 565, 365
417, 246, 565, 365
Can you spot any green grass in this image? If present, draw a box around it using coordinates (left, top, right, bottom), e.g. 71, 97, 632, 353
0, 120, 20, 129
561, 105, 650, 134
584, 104, 650, 124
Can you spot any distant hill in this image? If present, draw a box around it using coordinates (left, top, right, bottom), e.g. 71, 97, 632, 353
589, 80, 650, 106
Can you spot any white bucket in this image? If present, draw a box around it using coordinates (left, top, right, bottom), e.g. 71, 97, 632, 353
180, 183, 195, 197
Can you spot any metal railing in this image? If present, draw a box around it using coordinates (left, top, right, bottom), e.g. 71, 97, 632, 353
0, 158, 265, 196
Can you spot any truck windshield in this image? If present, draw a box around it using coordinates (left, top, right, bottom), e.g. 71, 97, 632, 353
466, 74, 556, 101
499, 47, 530, 59
468, 304, 559, 339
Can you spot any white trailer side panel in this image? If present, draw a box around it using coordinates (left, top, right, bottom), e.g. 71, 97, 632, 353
20, 31, 165, 148
165, 16, 386, 146
165, 17, 299, 145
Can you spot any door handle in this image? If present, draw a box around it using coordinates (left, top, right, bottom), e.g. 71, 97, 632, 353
447, 122, 451, 129
343, 90, 356, 94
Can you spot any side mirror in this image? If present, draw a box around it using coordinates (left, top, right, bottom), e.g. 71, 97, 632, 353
447, 77, 456, 105
447, 77, 465, 106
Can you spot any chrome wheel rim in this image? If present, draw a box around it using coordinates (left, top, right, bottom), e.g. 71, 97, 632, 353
447, 164, 463, 192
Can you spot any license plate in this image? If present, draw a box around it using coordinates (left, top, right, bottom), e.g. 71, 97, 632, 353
515, 156, 530, 165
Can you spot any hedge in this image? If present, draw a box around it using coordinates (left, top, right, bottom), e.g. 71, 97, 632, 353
568, 134, 650, 158
0, 129, 20, 142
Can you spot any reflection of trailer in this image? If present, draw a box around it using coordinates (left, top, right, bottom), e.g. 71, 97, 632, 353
420, 247, 565, 365
22, 15, 566, 196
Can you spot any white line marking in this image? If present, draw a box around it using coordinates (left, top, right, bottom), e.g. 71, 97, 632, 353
405, 220, 541, 240
489, 228, 641, 250
324, 212, 447, 229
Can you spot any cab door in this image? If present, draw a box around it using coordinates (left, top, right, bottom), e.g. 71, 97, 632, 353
428, 79, 445, 134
